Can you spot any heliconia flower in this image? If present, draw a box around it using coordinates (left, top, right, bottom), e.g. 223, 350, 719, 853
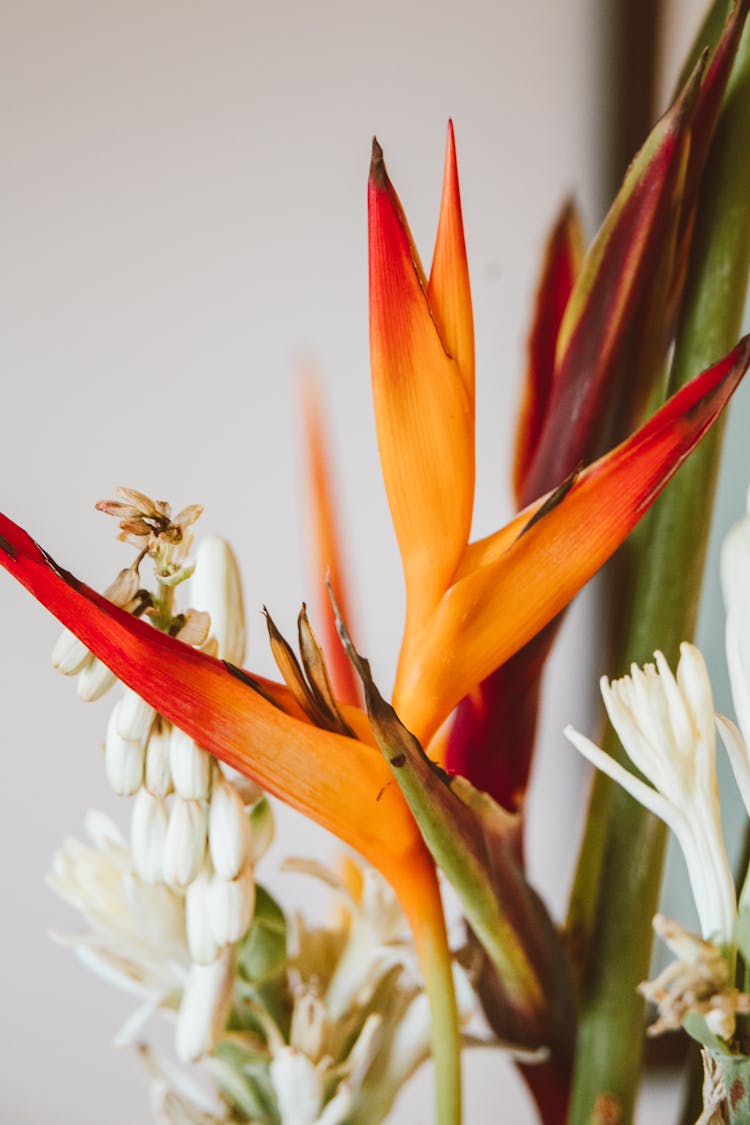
4, 102, 750, 1100
564, 644, 736, 942
368, 120, 750, 746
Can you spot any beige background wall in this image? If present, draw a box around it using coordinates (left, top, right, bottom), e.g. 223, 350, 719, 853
2, 2, 742, 1122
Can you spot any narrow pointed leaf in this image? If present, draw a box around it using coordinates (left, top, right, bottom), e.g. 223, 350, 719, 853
297, 604, 354, 737
521, 59, 703, 504
369, 139, 474, 633
513, 201, 583, 504
395, 336, 750, 742
427, 120, 475, 401
336, 610, 575, 1055
0, 514, 430, 894
301, 378, 361, 706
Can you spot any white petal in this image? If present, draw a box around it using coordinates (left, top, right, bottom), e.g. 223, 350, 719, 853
163, 799, 206, 889
118, 687, 156, 745
563, 726, 683, 834
51, 629, 90, 676
131, 789, 169, 884
105, 704, 145, 795
270, 1048, 324, 1125
676, 643, 716, 764
170, 727, 212, 800
145, 722, 174, 798
185, 865, 220, 965
78, 657, 117, 702
208, 869, 255, 945
176, 948, 234, 1063
717, 713, 750, 818
208, 773, 252, 879
190, 537, 246, 665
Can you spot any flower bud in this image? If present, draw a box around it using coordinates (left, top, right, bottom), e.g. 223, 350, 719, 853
131, 789, 168, 884
77, 657, 117, 702
190, 537, 246, 665
175, 948, 234, 1062
144, 722, 173, 798
163, 799, 206, 888
208, 869, 255, 945
185, 863, 220, 965
169, 727, 211, 800
51, 630, 90, 676
117, 687, 155, 745
208, 772, 252, 880
269, 1048, 326, 1125
105, 703, 145, 795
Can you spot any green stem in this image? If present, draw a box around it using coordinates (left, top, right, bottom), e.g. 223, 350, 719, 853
567, 17, 750, 1125
412, 896, 462, 1125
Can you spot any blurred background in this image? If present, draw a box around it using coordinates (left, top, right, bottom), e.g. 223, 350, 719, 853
2, 1, 747, 1121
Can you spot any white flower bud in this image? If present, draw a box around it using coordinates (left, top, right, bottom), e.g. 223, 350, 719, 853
208, 869, 255, 945
185, 863, 220, 965
190, 537, 246, 665
170, 727, 212, 800
176, 948, 234, 1062
208, 772, 252, 880
117, 687, 155, 745
131, 789, 168, 884
77, 657, 117, 702
269, 1048, 325, 1125
105, 703, 145, 795
52, 630, 90, 676
144, 722, 173, 798
163, 799, 206, 888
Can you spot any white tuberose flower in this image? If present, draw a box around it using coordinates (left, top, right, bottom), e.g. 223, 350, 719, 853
564, 643, 735, 942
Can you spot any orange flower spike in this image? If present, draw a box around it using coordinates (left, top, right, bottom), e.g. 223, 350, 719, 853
427, 120, 475, 402
301, 375, 361, 707
0, 513, 433, 900
395, 336, 750, 742
368, 135, 474, 639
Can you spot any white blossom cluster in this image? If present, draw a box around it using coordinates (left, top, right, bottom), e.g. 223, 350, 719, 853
50, 500, 272, 1064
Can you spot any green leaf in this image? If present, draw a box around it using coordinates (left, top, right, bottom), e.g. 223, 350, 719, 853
334, 605, 575, 1056
237, 884, 288, 984
212, 1040, 280, 1124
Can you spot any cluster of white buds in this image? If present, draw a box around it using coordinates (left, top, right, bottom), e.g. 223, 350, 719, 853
50, 490, 274, 1063
230, 858, 476, 1125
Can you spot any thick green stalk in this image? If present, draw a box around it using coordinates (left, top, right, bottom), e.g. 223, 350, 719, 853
567, 19, 750, 1125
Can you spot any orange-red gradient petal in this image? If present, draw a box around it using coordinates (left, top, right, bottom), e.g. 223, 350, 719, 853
369, 139, 474, 636
395, 336, 750, 742
0, 514, 428, 894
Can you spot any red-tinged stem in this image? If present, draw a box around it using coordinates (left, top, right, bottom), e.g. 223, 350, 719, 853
518, 1058, 571, 1125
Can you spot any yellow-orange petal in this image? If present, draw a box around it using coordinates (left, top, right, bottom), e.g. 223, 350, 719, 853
394, 336, 750, 742
369, 139, 474, 636
427, 120, 475, 402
